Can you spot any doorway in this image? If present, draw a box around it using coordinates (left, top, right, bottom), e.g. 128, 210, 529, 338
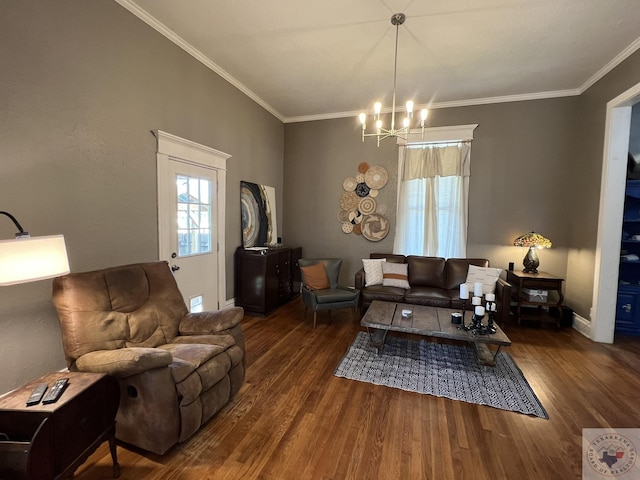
592, 82, 640, 342
156, 131, 230, 311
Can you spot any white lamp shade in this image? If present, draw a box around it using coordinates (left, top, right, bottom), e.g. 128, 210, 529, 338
0, 235, 70, 285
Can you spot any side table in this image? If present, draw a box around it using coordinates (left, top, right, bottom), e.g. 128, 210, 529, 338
0, 371, 120, 479
506, 270, 565, 328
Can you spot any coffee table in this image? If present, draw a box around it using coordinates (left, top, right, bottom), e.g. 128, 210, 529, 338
360, 301, 512, 366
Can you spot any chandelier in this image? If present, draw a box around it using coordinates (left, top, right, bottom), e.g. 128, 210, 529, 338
359, 13, 428, 146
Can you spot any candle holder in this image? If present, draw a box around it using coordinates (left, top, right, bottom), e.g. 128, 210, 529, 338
485, 300, 497, 334
458, 296, 497, 335
460, 298, 467, 328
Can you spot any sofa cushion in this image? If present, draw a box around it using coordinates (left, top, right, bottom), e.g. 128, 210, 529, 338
407, 256, 446, 288
371, 253, 406, 263
444, 258, 489, 290
359, 285, 406, 305
464, 264, 502, 294
362, 258, 386, 286
404, 287, 451, 307
300, 262, 330, 290
382, 262, 410, 289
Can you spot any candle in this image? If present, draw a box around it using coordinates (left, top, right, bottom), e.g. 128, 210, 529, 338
475, 306, 485, 316
485, 292, 495, 302
459, 283, 469, 299
474, 282, 483, 296
472, 296, 481, 306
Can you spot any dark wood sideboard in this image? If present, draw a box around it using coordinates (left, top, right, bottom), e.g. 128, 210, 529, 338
235, 246, 302, 315
0, 371, 120, 480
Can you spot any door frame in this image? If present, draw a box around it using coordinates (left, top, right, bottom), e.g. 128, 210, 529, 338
593, 81, 640, 342
155, 130, 230, 308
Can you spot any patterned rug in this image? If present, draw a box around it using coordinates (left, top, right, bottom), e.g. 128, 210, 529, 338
334, 332, 548, 419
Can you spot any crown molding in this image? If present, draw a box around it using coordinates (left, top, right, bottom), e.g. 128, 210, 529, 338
115, 0, 640, 127
282, 89, 582, 124
579, 37, 640, 94
114, 0, 285, 122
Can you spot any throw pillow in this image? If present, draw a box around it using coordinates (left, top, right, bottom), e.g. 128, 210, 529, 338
300, 262, 330, 290
382, 262, 410, 289
362, 258, 386, 286
464, 264, 502, 294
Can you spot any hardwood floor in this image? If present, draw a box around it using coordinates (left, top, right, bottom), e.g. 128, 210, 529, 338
75, 298, 640, 480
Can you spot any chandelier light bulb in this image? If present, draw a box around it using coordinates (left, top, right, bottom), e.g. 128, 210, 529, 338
376, 119, 382, 131
373, 102, 382, 120
359, 112, 366, 125
406, 100, 414, 116
403, 117, 410, 128
420, 109, 429, 126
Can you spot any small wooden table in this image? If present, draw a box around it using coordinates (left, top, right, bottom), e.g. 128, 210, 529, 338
360, 301, 512, 366
0, 371, 120, 480
506, 270, 564, 328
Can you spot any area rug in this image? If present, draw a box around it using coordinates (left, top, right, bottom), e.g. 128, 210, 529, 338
334, 332, 548, 419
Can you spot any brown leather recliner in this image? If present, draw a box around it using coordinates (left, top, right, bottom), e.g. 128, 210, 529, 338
52, 261, 245, 455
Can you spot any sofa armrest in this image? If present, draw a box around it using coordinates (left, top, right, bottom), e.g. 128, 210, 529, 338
179, 306, 244, 335
495, 277, 512, 324
355, 268, 365, 290
75, 347, 172, 378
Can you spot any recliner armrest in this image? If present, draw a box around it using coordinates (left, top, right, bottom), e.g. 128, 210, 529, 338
75, 347, 172, 378
179, 306, 244, 335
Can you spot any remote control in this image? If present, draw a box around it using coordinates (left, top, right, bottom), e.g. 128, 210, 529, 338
42, 378, 69, 404
26, 383, 48, 406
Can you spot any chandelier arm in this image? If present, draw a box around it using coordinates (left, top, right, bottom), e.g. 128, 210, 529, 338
391, 21, 400, 132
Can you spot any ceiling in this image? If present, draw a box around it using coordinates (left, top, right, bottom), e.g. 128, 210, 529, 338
117, 0, 640, 123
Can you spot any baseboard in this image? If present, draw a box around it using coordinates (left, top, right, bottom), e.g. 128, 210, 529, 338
572, 313, 591, 338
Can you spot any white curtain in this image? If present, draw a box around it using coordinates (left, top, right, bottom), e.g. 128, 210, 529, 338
393, 143, 470, 258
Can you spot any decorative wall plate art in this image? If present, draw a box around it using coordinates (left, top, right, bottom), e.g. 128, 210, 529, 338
341, 222, 354, 233
342, 177, 357, 192
365, 166, 389, 189
361, 213, 390, 241
348, 209, 363, 224
337, 164, 390, 242
359, 197, 376, 215
340, 191, 359, 211
355, 182, 370, 197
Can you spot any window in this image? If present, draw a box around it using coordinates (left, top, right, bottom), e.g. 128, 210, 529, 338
176, 175, 212, 257
393, 125, 477, 258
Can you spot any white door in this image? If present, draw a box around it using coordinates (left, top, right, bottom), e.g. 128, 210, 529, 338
167, 161, 218, 311
156, 131, 230, 312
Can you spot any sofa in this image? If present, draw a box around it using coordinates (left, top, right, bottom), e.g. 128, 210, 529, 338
52, 261, 245, 455
355, 253, 512, 324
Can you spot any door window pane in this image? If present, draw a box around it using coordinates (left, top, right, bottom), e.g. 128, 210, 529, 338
177, 175, 213, 256
190, 295, 204, 313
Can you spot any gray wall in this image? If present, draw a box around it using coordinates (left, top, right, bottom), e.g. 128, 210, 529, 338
0, 0, 283, 393
284, 98, 577, 288
564, 49, 640, 322
284, 49, 640, 325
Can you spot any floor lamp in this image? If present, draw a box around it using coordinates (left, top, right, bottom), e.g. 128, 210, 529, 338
0, 211, 69, 286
